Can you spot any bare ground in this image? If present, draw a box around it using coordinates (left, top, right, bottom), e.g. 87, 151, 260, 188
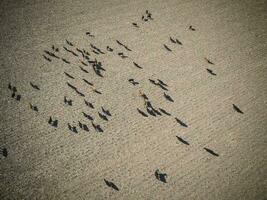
0, 0, 266, 199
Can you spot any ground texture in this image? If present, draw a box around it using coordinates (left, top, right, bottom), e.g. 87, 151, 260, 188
0, 0, 266, 199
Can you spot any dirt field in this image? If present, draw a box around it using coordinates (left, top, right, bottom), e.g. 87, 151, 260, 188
0, 0, 266, 199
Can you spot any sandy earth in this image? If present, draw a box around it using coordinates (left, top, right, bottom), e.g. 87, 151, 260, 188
0, 0, 266, 199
